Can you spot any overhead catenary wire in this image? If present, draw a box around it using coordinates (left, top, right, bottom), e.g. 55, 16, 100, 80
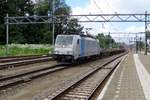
93, 0, 106, 33
93, 0, 104, 14
93, 0, 120, 32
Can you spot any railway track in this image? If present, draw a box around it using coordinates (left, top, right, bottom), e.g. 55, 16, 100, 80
40, 53, 126, 100
0, 63, 71, 90
0, 55, 50, 63
0, 56, 54, 70
0, 55, 39, 59
0, 52, 127, 100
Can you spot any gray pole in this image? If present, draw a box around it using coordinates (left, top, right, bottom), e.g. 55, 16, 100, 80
109, 32, 111, 48
6, 13, 9, 55
140, 37, 142, 52
145, 11, 148, 55
52, 0, 55, 47
136, 33, 138, 53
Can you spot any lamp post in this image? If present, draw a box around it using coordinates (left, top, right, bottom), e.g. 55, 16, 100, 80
145, 11, 148, 55
5, 0, 9, 55
48, 0, 55, 47
6, 13, 9, 55
52, 0, 55, 47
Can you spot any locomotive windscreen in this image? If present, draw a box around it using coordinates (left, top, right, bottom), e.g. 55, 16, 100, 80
55, 35, 73, 46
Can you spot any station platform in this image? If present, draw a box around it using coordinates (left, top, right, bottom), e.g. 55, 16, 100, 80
97, 53, 150, 100
139, 54, 150, 74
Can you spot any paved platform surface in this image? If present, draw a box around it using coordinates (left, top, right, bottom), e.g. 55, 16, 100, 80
97, 54, 146, 100
139, 54, 150, 74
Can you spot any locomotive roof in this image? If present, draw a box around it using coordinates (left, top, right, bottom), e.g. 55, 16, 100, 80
57, 34, 96, 39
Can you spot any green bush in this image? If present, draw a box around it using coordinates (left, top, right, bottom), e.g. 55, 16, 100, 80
0, 44, 53, 57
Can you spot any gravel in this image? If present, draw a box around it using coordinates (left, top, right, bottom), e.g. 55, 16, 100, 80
0, 55, 118, 100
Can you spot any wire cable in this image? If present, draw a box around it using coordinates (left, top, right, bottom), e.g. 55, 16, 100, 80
94, 0, 120, 32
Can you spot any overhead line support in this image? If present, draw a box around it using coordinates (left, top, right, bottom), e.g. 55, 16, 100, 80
145, 11, 148, 55
5, 13, 150, 55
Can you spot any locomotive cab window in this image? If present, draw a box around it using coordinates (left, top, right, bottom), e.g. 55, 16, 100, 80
77, 39, 79, 44
55, 35, 73, 46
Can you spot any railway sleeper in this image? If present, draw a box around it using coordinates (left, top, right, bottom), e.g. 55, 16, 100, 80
72, 87, 93, 91
101, 67, 112, 69
70, 90, 91, 94
61, 94, 88, 99
60, 97, 83, 100
68, 92, 90, 96
23, 77, 31, 82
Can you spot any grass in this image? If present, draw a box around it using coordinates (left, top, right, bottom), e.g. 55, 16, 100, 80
0, 46, 6, 57
0, 44, 53, 57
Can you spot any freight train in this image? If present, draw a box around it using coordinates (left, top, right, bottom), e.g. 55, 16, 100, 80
53, 34, 125, 62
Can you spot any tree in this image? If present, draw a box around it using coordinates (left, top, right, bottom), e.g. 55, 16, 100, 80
96, 33, 118, 49
34, 0, 71, 40
7, 0, 34, 16
35, 0, 71, 16
34, 0, 83, 39
96, 33, 106, 48
0, 0, 34, 44
61, 18, 84, 35
148, 31, 150, 38
0, 0, 8, 44
0, 0, 83, 44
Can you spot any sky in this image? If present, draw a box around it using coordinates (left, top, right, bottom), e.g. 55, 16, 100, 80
65, 0, 150, 43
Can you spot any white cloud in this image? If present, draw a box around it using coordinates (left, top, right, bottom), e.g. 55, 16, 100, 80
125, 26, 145, 33
116, 0, 150, 13
79, 0, 148, 14
71, 0, 149, 36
